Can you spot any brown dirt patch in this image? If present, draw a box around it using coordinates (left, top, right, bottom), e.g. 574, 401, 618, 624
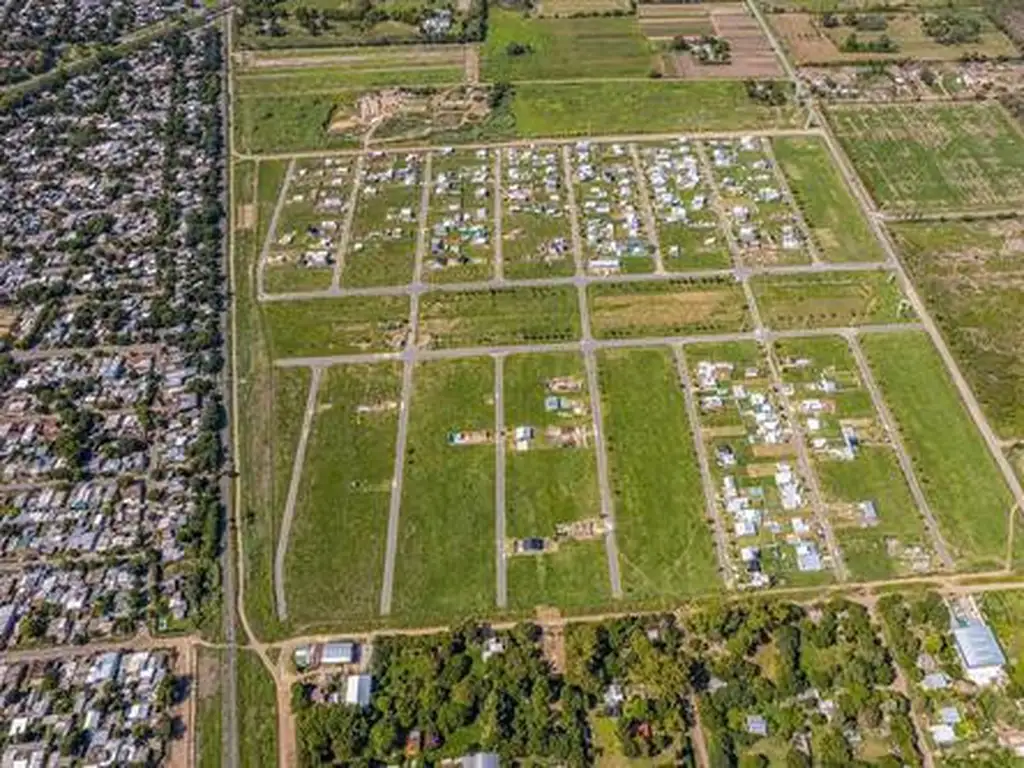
197, 649, 222, 700
750, 443, 797, 459
238, 204, 256, 231
662, 5, 784, 78
702, 424, 748, 438
592, 289, 738, 329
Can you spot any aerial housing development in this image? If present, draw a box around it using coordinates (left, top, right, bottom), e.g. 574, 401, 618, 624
5, 0, 1024, 764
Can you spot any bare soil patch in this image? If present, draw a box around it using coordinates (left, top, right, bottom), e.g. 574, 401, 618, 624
657, 5, 784, 78
238, 203, 256, 231
592, 289, 734, 329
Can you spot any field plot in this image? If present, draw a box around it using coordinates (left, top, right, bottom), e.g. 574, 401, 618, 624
501, 145, 574, 279
425, 148, 494, 283
750, 271, 912, 330
649, 4, 785, 79
706, 136, 812, 267
771, 10, 1017, 65
599, 348, 721, 599
263, 295, 409, 359
637, 140, 732, 270
572, 141, 657, 274
392, 358, 495, 621
765, 0, 981, 9
861, 332, 1013, 570
235, 91, 362, 155
263, 156, 356, 293
830, 102, 1024, 213
417, 286, 580, 350
773, 336, 935, 580
889, 218, 1024, 439
503, 353, 610, 610
482, 9, 653, 81
285, 363, 401, 627
344, 151, 423, 288
687, 340, 835, 588
540, 0, 631, 14
773, 136, 884, 263
588, 277, 750, 340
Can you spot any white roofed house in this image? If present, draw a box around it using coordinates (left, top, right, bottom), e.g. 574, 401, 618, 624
345, 674, 372, 708
952, 619, 1007, 687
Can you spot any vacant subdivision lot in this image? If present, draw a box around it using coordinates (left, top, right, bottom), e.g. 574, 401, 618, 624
263, 295, 410, 359
284, 363, 402, 628
483, 9, 654, 81
417, 286, 580, 350
861, 332, 1014, 570
773, 336, 935, 580
829, 102, 1024, 213
588, 278, 750, 339
750, 271, 912, 329
889, 218, 1024, 440
772, 135, 885, 263
599, 348, 721, 600
771, 10, 1017, 65
392, 358, 496, 622
503, 353, 610, 610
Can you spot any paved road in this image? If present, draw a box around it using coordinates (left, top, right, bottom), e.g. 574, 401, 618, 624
236, 127, 822, 162
672, 344, 734, 588
330, 153, 365, 291
256, 157, 295, 299
274, 366, 322, 621
258, 259, 894, 303
494, 354, 508, 609
847, 333, 955, 569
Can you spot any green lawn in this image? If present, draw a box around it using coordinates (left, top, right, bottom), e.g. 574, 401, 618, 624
773, 135, 885, 263
235, 92, 361, 155
861, 332, 1013, 570
598, 348, 721, 600
750, 271, 912, 330
392, 358, 496, 622
503, 353, 610, 610
417, 286, 580, 349
889, 218, 1024, 440
483, 9, 653, 81
588, 278, 751, 340
263, 295, 409, 359
195, 648, 223, 768
238, 651, 278, 768
263, 265, 333, 294
285, 363, 402, 627
829, 102, 1024, 213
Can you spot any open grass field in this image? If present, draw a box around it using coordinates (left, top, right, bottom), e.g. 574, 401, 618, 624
540, 0, 632, 16
235, 92, 362, 155
237, 651, 277, 768
599, 348, 721, 600
588, 278, 751, 340
503, 352, 609, 610
195, 648, 223, 768
772, 136, 885, 263
284, 363, 402, 628
264, 265, 333, 293
392, 358, 496, 621
263, 295, 409, 359
861, 332, 1013, 570
980, 591, 1024, 685
829, 102, 1024, 213
771, 10, 1017, 65
750, 271, 912, 329
482, 9, 654, 81
235, 65, 465, 96
417, 286, 580, 349
772, 336, 933, 581
889, 218, 1024, 440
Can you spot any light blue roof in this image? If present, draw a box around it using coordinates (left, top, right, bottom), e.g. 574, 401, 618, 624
953, 621, 1006, 669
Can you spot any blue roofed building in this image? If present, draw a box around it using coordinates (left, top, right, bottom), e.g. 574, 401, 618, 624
952, 619, 1006, 687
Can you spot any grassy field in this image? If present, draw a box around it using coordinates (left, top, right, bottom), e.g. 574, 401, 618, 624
235, 91, 361, 155
829, 102, 1024, 213
981, 591, 1024, 685
285, 363, 402, 628
195, 648, 223, 768
598, 348, 721, 600
750, 271, 912, 329
503, 352, 609, 610
773, 336, 932, 581
889, 218, 1024, 440
392, 358, 496, 622
417, 286, 580, 349
236, 66, 464, 96
772, 136, 885, 263
237, 651, 278, 768
483, 9, 654, 81
263, 295, 409, 359
263, 265, 333, 293
588, 278, 751, 340
861, 332, 1013, 570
